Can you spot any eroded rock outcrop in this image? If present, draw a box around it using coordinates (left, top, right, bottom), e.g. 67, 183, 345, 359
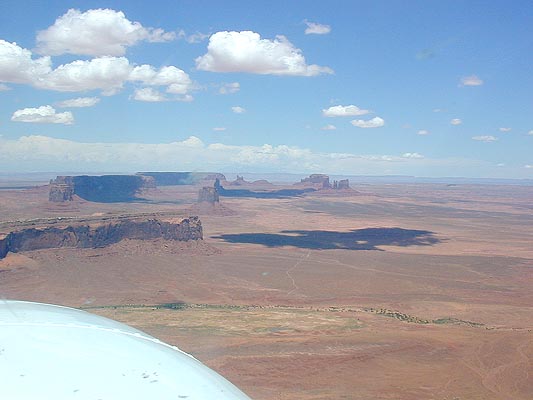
198, 187, 219, 204
338, 179, 350, 190
0, 217, 202, 259
49, 176, 75, 202
300, 174, 331, 189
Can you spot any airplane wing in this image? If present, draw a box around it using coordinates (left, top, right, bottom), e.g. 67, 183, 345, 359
0, 300, 251, 399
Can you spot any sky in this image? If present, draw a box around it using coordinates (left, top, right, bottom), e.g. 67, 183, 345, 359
0, 0, 532, 178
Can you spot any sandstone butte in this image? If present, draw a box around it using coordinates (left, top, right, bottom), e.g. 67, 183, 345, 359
0, 217, 202, 259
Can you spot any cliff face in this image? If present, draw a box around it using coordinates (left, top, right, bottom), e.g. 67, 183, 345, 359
49, 176, 75, 202
338, 179, 350, 189
0, 217, 202, 259
48, 175, 155, 203
300, 174, 331, 189
198, 187, 219, 203
72, 175, 148, 202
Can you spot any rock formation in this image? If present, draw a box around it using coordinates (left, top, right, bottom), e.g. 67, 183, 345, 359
48, 176, 75, 202
139, 175, 157, 189
300, 174, 331, 189
230, 175, 247, 186
0, 217, 202, 259
299, 175, 353, 192
338, 179, 350, 189
198, 187, 219, 204
332, 179, 351, 190
48, 175, 154, 203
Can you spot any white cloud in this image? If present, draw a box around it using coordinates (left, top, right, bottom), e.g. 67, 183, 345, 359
528, 130, 533, 136
304, 20, 331, 35
0, 41, 193, 96
0, 135, 494, 176
460, 75, 483, 86
195, 31, 333, 76
36, 8, 175, 56
177, 29, 209, 44
11, 105, 74, 124
499, 127, 511, 132
472, 135, 497, 142
321, 124, 336, 131
0, 40, 52, 85
131, 87, 168, 102
402, 152, 424, 159
0, 83, 11, 91
351, 117, 385, 128
525, 164, 533, 169
56, 97, 100, 108
38, 56, 132, 94
450, 118, 462, 125
219, 82, 240, 94
213, 127, 226, 131
417, 129, 430, 135
322, 105, 370, 117
131, 87, 193, 102
129, 65, 193, 94
231, 106, 246, 114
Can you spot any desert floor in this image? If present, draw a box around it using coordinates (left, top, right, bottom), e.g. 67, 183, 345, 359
1, 181, 532, 399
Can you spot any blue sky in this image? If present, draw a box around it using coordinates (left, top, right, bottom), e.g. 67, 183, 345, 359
0, 0, 532, 177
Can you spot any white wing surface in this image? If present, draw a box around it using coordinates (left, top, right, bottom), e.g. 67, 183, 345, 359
0, 300, 251, 399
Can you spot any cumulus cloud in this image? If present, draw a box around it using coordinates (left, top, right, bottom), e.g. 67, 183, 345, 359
322, 105, 369, 117
499, 127, 511, 132
321, 124, 336, 131
460, 75, 483, 86
36, 8, 175, 56
11, 105, 74, 124
417, 129, 430, 135
219, 82, 240, 94
56, 97, 100, 108
131, 87, 168, 102
351, 117, 385, 128
450, 118, 462, 125
304, 20, 331, 35
195, 31, 333, 76
0, 41, 194, 96
472, 135, 497, 142
38, 56, 132, 94
231, 106, 246, 114
0, 40, 52, 84
129, 65, 193, 94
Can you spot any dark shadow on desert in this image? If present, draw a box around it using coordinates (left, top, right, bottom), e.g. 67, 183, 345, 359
212, 227, 440, 250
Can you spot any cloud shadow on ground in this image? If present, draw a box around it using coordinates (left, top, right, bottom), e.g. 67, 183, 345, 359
212, 227, 440, 250
218, 187, 316, 199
